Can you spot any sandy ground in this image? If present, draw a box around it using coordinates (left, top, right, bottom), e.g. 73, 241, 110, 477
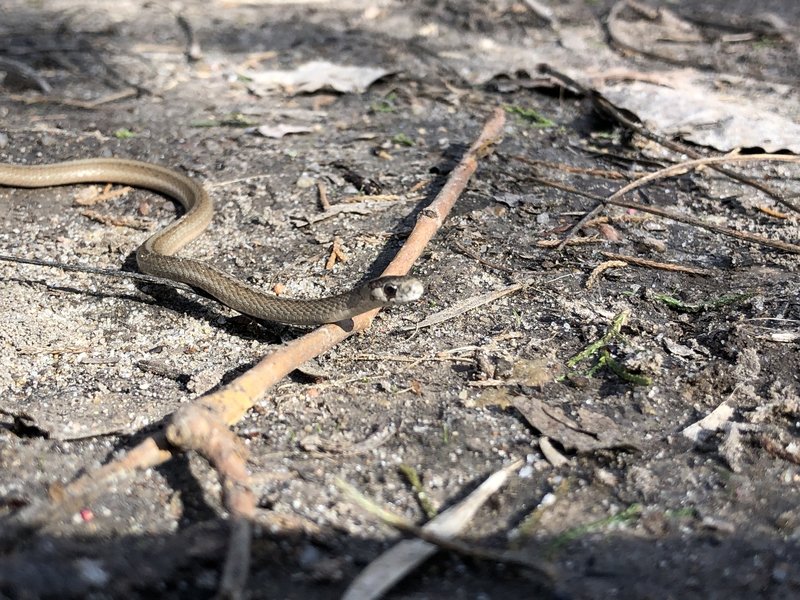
1, 1, 799, 598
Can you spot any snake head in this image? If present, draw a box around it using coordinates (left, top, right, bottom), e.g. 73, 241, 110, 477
369, 276, 424, 305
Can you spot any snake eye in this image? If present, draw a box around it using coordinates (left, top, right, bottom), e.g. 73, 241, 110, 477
370, 277, 424, 305
383, 283, 398, 301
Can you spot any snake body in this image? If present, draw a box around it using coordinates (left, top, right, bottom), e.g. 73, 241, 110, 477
0, 158, 423, 325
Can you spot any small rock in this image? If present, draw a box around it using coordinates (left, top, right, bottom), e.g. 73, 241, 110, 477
595, 467, 618, 487
187, 366, 225, 395
295, 174, 316, 188
700, 515, 735, 534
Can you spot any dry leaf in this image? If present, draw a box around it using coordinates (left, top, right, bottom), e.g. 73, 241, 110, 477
682, 401, 734, 444
599, 81, 800, 153
245, 60, 392, 94
512, 397, 638, 453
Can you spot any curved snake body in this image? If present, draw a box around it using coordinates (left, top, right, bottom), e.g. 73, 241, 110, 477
0, 158, 423, 325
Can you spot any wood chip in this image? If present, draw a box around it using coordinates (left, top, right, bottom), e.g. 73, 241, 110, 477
682, 401, 734, 443
325, 236, 347, 270
73, 183, 132, 206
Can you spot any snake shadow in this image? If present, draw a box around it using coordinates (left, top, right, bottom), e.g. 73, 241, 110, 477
5, 141, 469, 346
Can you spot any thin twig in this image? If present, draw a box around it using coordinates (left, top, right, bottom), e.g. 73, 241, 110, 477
296, 200, 396, 226
600, 251, 713, 275
508, 154, 628, 180
601, 154, 800, 253
403, 273, 573, 331
165, 404, 253, 597
316, 180, 330, 211
539, 65, 799, 248
451, 240, 514, 273
0, 56, 52, 93
0, 253, 197, 293
586, 260, 627, 289
529, 171, 800, 254
340, 459, 554, 600
536, 237, 603, 247
589, 92, 799, 214
607, 196, 800, 254
5, 88, 139, 109
402, 279, 532, 332
538, 154, 800, 253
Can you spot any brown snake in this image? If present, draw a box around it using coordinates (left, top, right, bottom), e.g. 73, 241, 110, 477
0, 158, 424, 325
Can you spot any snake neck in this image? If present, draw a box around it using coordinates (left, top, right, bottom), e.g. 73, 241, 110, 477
136, 248, 379, 325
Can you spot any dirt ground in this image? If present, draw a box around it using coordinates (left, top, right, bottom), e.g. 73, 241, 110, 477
1, 1, 799, 598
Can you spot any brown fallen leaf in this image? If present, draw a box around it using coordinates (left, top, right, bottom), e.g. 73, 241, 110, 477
512, 396, 639, 453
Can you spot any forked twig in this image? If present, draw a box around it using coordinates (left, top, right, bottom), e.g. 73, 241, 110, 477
556, 153, 800, 253
589, 92, 799, 214
538, 66, 799, 249
0, 108, 507, 597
